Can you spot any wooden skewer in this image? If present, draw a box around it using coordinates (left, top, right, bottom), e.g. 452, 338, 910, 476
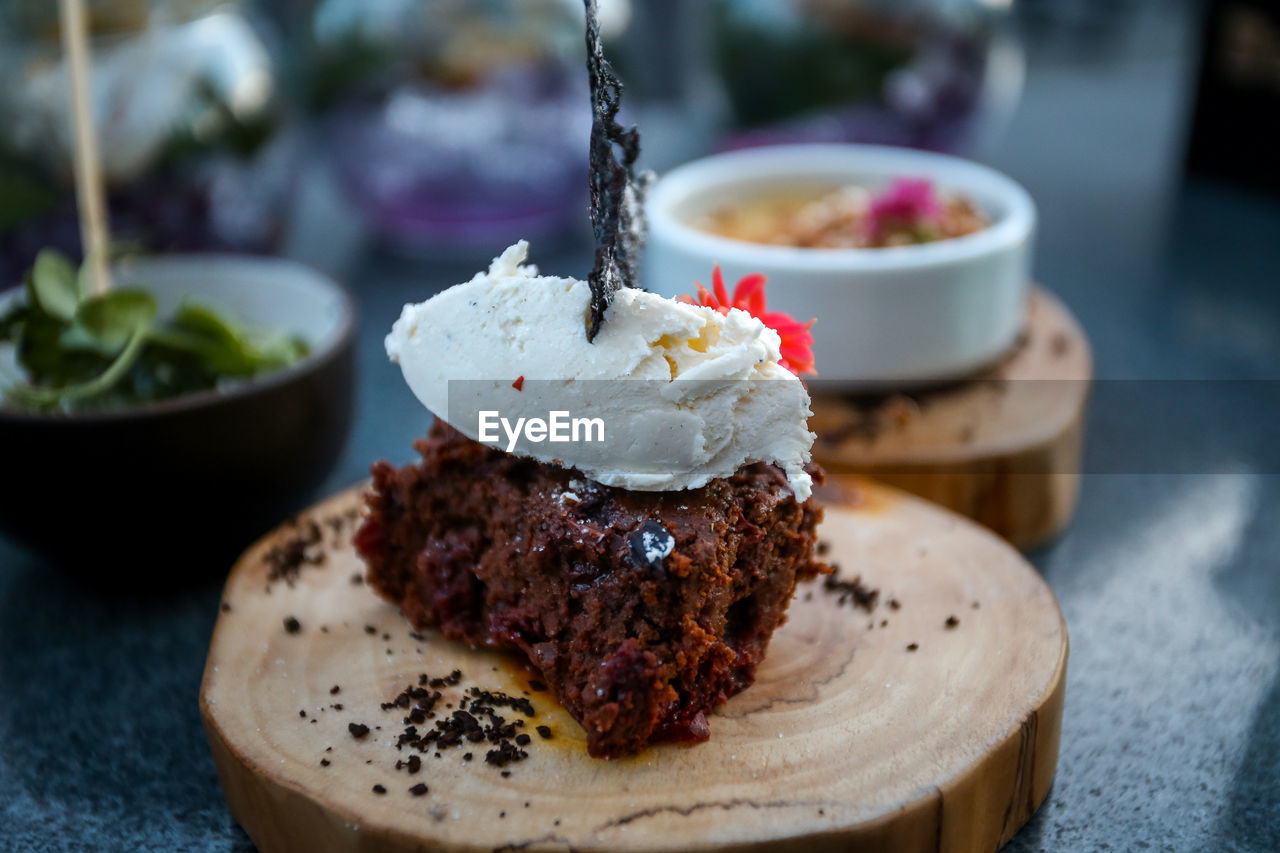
58, 0, 112, 295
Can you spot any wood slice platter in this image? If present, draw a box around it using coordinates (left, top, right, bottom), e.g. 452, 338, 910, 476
201, 478, 1067, 853
809, 288, 1092, 550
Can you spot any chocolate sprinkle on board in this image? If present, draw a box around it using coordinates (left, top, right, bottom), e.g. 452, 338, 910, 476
583, 0, 651, 341
264, 518, 325, 587
821, 569, 880, 612
377, 671, 541, 775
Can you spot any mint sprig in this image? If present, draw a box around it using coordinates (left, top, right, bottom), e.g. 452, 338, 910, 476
0, 250, 310, 412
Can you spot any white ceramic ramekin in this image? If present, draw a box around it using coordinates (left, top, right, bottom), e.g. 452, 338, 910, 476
645, 144, 1036, 386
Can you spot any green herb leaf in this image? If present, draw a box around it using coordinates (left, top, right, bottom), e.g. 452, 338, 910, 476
16, 309, 86, 382
76, 289, 157, 351
8, 323, 149, 408
59, 322, 125, 357
29, 250, 81, 321
0, 304, 28, 342
169, 303, 259, 376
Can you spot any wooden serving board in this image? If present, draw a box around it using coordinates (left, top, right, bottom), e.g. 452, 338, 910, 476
201, 478, 1067, 853
809, 288, 1092, 550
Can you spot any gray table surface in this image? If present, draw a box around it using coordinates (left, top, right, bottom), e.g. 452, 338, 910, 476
2, 5, 1278, 852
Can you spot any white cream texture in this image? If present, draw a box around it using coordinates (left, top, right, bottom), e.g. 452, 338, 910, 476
386, 241, 814, 500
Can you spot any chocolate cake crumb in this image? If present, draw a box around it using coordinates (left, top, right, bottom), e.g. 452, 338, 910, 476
407, 754, 422, 774
888, 598, 901, 611
516, 733, 531, 746
299, 709, 307, 718
284, 616, 302, 634
501, 771, 511, 779
372, 785, 386, 795
330, 685, 341, 695
816, 540, 831, 556
351, 573, 364, 585
220, 602, 231, 613
364, 625, 377, 635
325, 746, 332, 752
536, 726, 552, 739
907, 643, 919, 652
945, 615, 959, 629
349, 723, 370, 739
528, 680, 546, 692
822, 570, 879, 612
410, 783, 429, 796
463, 752, 473, 761
486, 741, 528, 767
320, 758, 330, 766
881, 619, 888, 627
333, 704, 344, 711
265, 518, 325, 587
972, 601, 981, 609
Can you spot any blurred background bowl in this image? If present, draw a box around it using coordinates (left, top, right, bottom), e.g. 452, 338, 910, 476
0, 254, 355, 579
645, 143, 1036, 386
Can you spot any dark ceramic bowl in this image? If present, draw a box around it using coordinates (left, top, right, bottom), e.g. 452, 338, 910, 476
0, 255, 356, 578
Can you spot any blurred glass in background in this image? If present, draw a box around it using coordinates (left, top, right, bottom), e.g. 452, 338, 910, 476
707, 0, 1023, 154
302, 0, 595, 254
0, 0, 291, 282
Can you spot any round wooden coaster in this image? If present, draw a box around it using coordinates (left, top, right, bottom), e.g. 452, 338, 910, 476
808, 288, 1092, 550
201, 479, 1066, 853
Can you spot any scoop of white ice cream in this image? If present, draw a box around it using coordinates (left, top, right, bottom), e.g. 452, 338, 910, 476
386, 241, 814, 500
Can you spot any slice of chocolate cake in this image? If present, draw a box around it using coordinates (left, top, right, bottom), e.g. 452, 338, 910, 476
355, 6, 824, 760
355, 421, 827, 758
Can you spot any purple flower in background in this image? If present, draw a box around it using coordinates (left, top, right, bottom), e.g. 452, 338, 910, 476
868, 178, 943, 240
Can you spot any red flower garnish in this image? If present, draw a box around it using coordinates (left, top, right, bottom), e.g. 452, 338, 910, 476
679, 266, 816, 376
867, 177, 943, 241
